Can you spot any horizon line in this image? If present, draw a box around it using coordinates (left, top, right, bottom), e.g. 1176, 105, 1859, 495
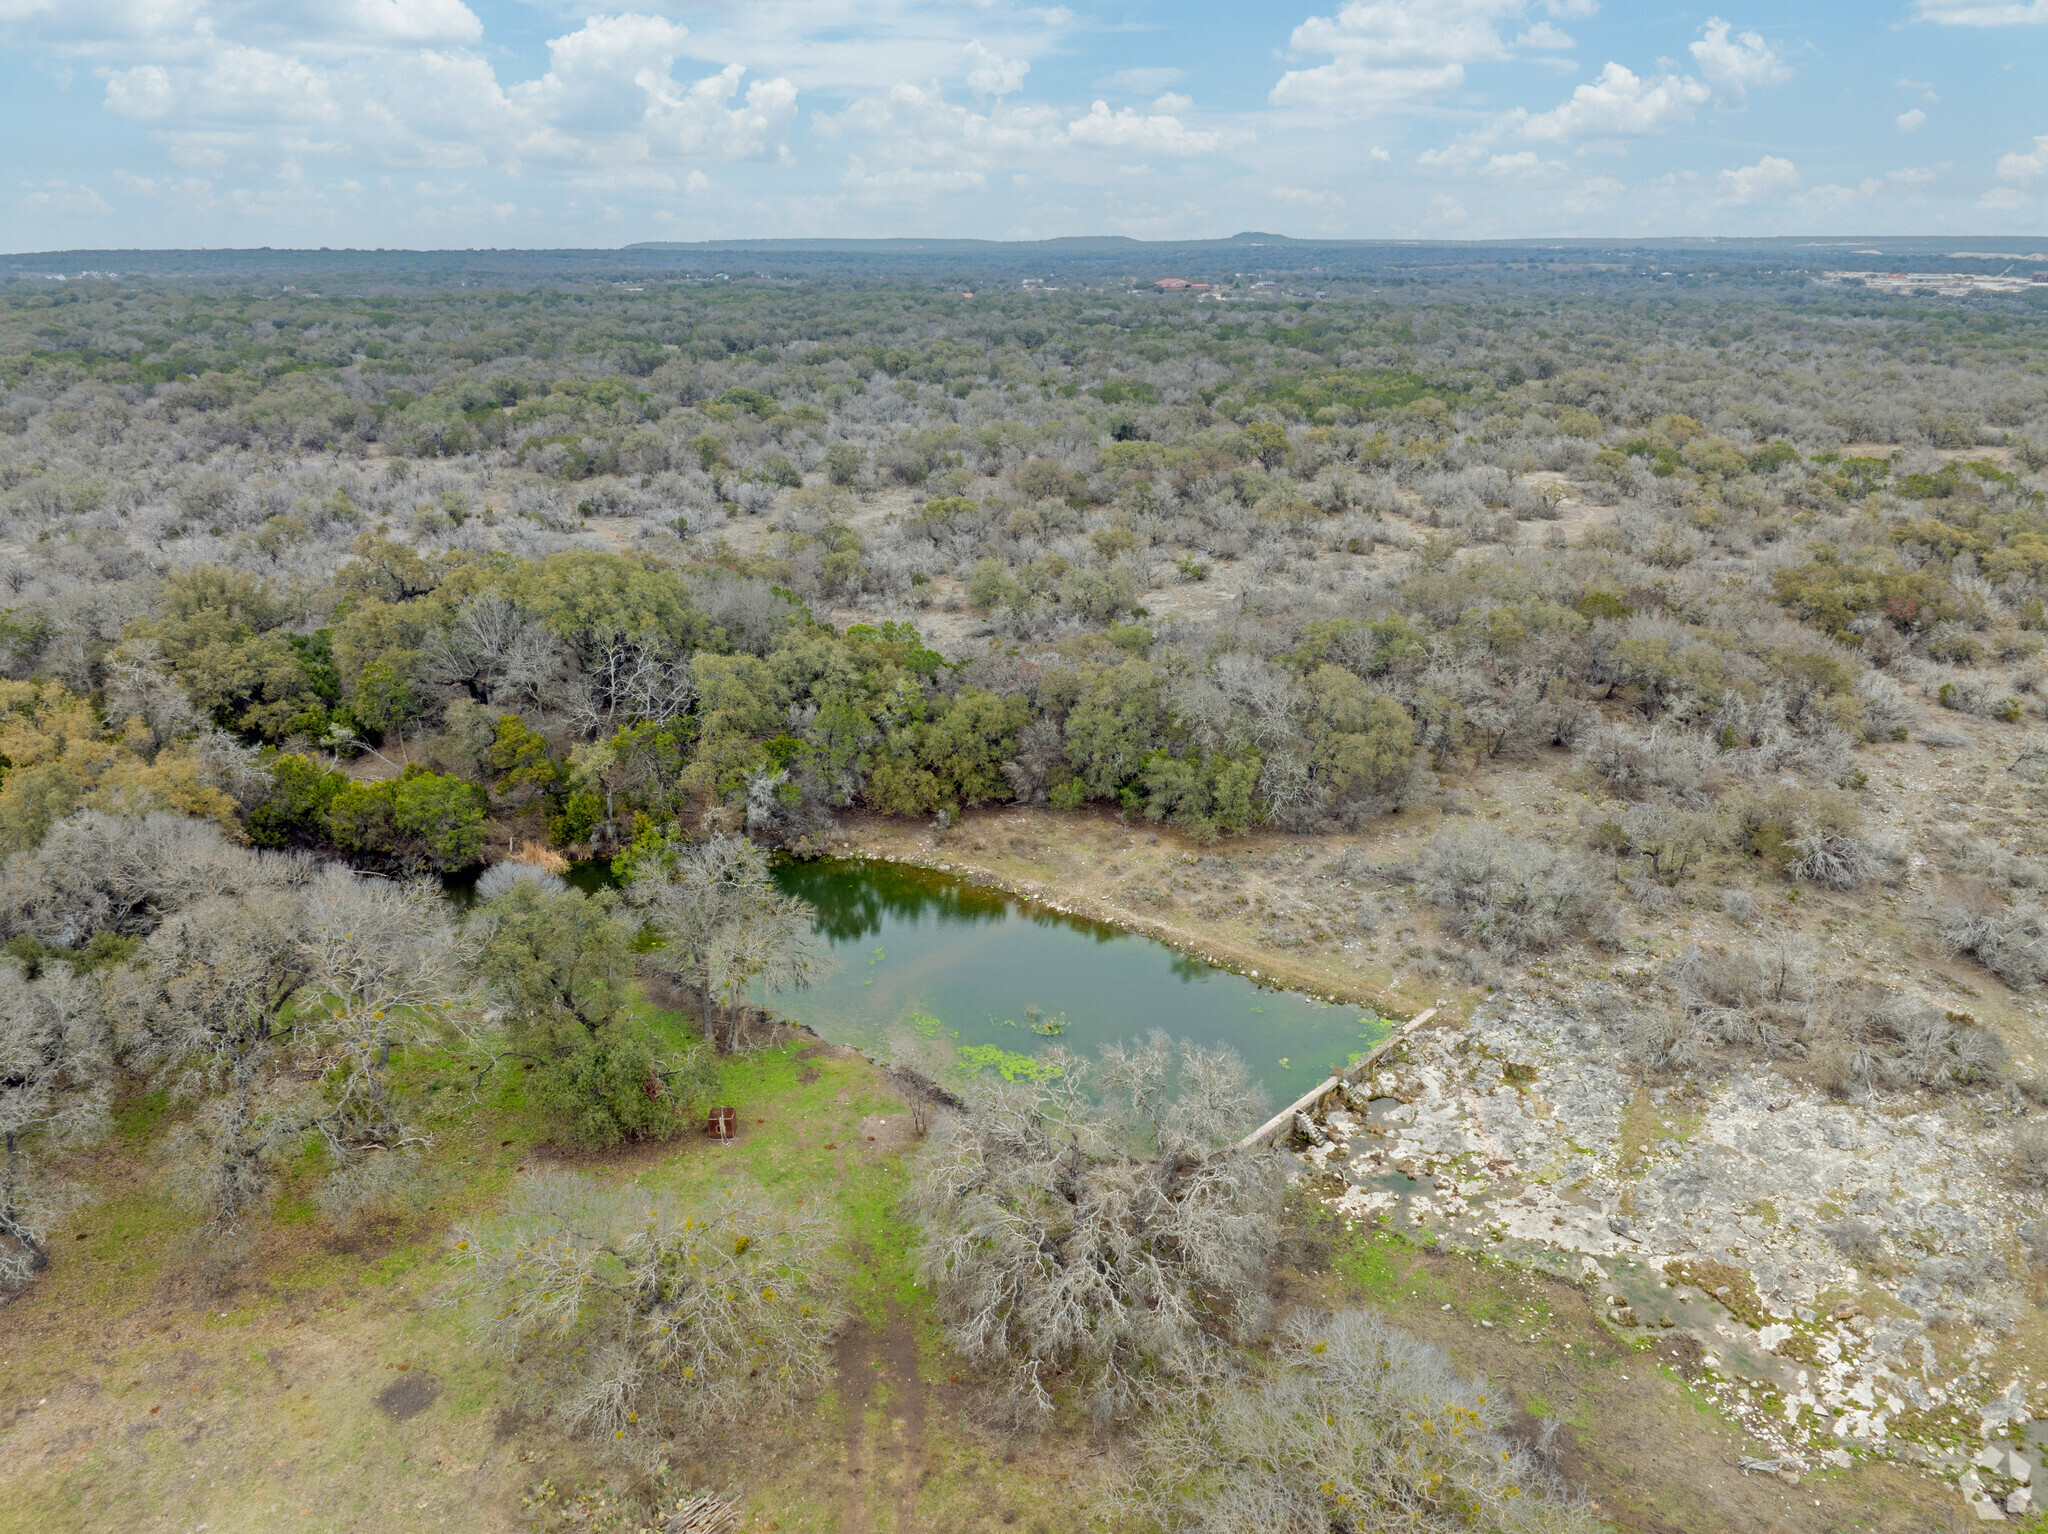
7, 232, 2047, 262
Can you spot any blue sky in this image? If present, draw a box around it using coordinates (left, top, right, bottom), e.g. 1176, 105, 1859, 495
3, 0, 2047, 250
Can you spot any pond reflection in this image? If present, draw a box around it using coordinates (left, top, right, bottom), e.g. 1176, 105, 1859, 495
768, 857, 1389, 1100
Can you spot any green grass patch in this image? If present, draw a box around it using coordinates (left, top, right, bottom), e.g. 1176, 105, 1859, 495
113, 1087, 171, 1143
1335, 1226, 1412, 1303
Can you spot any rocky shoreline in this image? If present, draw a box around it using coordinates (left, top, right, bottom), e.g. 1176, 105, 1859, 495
1293, 998, 2045, 1521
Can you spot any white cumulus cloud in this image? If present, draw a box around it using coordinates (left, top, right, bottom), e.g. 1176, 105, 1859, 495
1915, 0, 2048, 21
18, 180, 112, 216
1520, 61, 1711, 140
1270, 0, 1522, 115
325, 0, 482, 47
648, 65, 798, 164
1998, 134, 2048, 184
1688, 17, 1791, 98
1716, 154, 1801, 204
818, 83, 1065, 182
1897, 108, 1927, 131
964, 39, 1028, 96
75, 8, 803, 190
1482, 149, 1565, 180
1414, 14, 1792, 172
1065, 99, 1219, 155
1268, 0, 1616, 115
196, 46, 343, 123
102, 63, 172, 118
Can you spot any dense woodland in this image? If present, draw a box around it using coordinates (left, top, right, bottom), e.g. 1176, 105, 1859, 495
4, 255, 2048, 1530
7, 268, 2048, 856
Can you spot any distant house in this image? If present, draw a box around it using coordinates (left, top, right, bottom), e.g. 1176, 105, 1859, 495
1153, 278, 1193, 290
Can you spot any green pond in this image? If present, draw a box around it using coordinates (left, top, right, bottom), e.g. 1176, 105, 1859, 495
766, 857, 1391, 1102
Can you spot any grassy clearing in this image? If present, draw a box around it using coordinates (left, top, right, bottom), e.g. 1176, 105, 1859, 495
0, 1000, 1100, 1534
0, 987, 2011, 1534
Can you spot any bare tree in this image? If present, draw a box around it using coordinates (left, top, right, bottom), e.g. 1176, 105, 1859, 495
630, 834, 818, 1051
0, 959, 111, 1288
115, 862, 466, 1234
0, 810, 312, 949
1000, 717, 1066, 805
908, 1036, 1280, 1424
1117, 1308, 1601, 1534
419, 591, 565, 711
101, 639, 203, 753
295, 867, 472, 1156
568, 639, 695, 737
452, 1172, 842, 1443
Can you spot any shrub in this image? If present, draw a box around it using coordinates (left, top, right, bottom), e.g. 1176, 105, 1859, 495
1867, 995, 2009, 1088
454, 1173, 842, 1441
1665, 940, 1814, 1058
1725, 786, 1860, 875
1301, 665, 1417, 817
1118, 1308, 1599, 1534
1787, 824, 1892, 890
1009, 456, 1088, 503
474, 859, 566, 901
1624, 1006, 1710, 1077
1575, 724, 1716, 806
965, 556, 1022, 613
1416, 826, 1608, 957
325, 765, 488, 871
824, 443, 863, 485
1854, 673, 1913, 741
246, 753, 347, 849
1139, 752, 1263, 839
909, 1035, 1280, 1423
2010, 1123, 2048, 1191
528, 1016, 716, 1148
1061, 561, 1137, 623
1940, 903, 2048, 991
1613, 802, 1713, 881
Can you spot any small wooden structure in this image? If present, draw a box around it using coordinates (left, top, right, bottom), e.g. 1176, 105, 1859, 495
705, 1105, 737, 1141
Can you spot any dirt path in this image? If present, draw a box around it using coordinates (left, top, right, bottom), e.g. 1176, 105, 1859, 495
835, 1323, 874, 1534
833, 1297, 930, 1532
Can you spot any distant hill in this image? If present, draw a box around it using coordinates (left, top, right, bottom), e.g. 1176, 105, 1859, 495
5, 234, 2041, 289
